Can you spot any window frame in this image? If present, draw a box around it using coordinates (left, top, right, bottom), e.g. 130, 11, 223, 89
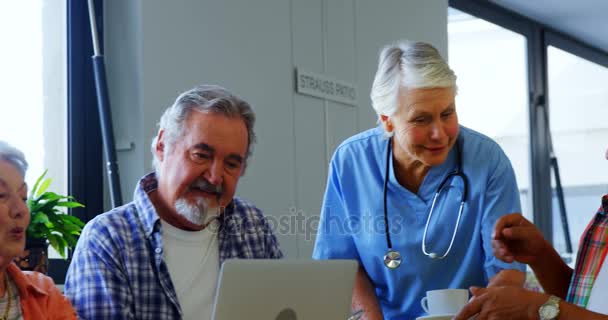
449, 0, 608, 244
48, 0, 104, 283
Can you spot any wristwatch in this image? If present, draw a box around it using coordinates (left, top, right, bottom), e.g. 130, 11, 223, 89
539, 295, 560, 320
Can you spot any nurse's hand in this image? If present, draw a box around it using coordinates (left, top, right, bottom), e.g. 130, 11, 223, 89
453, 286, 547, 320
492, 213, 549, 265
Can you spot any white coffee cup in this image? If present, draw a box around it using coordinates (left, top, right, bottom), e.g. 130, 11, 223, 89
420, 289, 469, 315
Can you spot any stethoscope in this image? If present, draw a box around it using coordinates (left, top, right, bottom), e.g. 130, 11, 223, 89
382, 138, 469, 269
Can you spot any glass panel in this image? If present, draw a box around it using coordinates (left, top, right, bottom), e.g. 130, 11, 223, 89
448, 8, 531, 218
0, 0, 67, 258
547, 45, 608, 260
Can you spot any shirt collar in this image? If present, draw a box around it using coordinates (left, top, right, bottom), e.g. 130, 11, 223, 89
7, 262, 48, 298
600, 194, 608, 215
133, 172, 162, 237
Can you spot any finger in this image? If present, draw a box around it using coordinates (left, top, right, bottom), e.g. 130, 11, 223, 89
492, 213, 524, 239
492, 251, 514, 262
477, 307, 490, 320
491, 239, 510, 253
501, 225, 538, 241
491, 239, 505, 250
453, 296, 485, 320
470, 286, 487, 297
491, 240, 515, 262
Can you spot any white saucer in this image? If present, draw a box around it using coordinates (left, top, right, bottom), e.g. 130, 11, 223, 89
416, 314, 455, 320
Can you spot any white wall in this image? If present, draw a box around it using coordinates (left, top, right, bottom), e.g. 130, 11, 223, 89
104, 0, 144, 204
105, 0, 448, 258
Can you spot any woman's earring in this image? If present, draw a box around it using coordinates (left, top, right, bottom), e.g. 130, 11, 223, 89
380, 115, 393, 132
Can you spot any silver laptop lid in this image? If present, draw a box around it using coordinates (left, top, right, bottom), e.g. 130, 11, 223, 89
212, 259, 358, 320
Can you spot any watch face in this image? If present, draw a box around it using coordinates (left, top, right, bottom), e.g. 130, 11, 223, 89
541, 305, 559, 319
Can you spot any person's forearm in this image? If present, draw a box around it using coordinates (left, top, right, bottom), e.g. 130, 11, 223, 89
529, 241, 573, 298
557, 300, 608, 320
352, 266, 383, 320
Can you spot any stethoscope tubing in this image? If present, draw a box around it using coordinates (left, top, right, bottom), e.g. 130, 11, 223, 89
383, 137, 468, 268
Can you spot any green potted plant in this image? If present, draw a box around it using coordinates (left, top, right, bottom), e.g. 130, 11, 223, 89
15, 169, 85, 274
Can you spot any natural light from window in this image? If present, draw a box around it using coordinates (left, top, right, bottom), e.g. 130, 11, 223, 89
0, 0, 67, 258
548, 46, 608, 256
448, 8, 531, 217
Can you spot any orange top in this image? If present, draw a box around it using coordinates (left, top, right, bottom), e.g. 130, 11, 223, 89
6, 262, 77, 319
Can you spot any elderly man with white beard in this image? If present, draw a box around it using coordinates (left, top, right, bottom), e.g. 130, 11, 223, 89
64, 85, 283, 320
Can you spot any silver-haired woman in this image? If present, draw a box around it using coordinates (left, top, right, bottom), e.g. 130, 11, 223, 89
313, 41, 526, 319
0, 141, 77, 319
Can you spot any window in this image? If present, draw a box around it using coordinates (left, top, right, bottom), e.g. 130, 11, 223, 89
0, 0, 67, 258
547, 45, 608, 257
448, 8, 532, 217
450, 0, 608, 268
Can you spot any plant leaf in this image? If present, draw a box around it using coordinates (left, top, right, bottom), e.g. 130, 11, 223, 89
35, 178, 52, 198
56, 201, 85, 208
35, 200, 61, 217
29, 169, 48, 199
62, 215, 85, 227
31, 212, 50, 225
61, 222, 82, 234
47, 233, 68, 259
62, 233, 78, 248
37, 192, 65, 202
26, 227, 45, 239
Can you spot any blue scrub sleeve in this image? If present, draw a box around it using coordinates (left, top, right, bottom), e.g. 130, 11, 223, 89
480, 148, 526, 279
312, 157, 360, 261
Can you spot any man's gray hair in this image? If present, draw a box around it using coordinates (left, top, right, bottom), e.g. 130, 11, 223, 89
370, 40, 457, 119
0, 140, 28, 178
151, 84, 256, 174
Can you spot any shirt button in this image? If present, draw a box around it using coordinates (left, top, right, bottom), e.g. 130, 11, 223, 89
155, 248, 162, 254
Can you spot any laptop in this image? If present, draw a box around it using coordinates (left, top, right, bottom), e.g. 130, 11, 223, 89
211, 259, 358, 320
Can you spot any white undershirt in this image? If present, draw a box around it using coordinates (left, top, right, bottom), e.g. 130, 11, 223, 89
161, 219, 219, 320
586, 257, 608, 314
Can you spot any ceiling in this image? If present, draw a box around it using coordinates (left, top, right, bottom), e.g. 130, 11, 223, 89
489, 0, 608, 53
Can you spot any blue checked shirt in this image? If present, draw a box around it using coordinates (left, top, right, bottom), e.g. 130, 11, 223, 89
64, 173, 283, 319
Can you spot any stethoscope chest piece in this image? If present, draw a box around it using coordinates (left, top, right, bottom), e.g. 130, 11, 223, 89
383, 249, 402, 269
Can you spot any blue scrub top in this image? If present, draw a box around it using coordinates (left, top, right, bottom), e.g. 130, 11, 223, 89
313, 126, 525, 319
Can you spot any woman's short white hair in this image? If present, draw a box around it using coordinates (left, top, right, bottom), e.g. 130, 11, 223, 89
0, 140, 28, 178
151, 85, 256, 175
370, 40, 457, 120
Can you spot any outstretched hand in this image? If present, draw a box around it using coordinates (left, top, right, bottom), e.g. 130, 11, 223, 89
492, 213, 548, 265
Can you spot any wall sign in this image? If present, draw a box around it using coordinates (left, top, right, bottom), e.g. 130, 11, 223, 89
295, 68, 357, 106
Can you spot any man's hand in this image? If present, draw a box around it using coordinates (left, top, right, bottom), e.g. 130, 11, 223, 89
492, 213, 549, 265
453, 286, 547, 320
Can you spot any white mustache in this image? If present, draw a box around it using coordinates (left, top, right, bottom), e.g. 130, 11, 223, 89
190, 179, 223, 197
